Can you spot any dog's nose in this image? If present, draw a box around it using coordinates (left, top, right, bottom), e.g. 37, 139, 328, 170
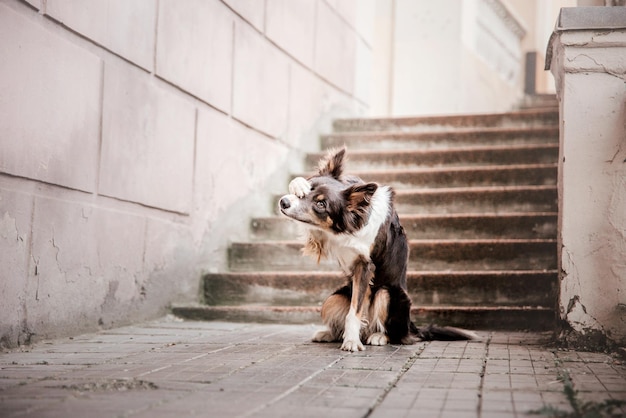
279, 197, 291, 210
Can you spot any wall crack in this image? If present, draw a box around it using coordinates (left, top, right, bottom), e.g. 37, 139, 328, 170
566, 53, 626, 81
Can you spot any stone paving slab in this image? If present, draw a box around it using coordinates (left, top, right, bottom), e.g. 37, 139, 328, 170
1, 317, 625, 418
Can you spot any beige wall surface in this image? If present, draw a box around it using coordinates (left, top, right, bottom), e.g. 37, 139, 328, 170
0, 0, 371, 347
371, 0, 527, 116
369, 0, 576, 115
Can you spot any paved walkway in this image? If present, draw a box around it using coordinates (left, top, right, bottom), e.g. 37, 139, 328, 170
1, 317, 625, 418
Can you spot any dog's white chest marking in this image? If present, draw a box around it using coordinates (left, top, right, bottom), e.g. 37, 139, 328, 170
324, 186, 391, 272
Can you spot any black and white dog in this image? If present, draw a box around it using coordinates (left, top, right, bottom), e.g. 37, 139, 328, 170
279, 148, 474, 352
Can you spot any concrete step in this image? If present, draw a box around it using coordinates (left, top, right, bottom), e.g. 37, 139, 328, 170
172, 304, 322, 324
333, 108, 558, 133
393, 185, 557, 214
304, 144, 558, 170
271, 185, 556, 215
410, 306, 555, 331
400, 213, 557, 239
297, 163, 557, 189
321, 126, 558, 151
520, 94, 558, 110
202, 271, 344, 307
228, 239, 557, 272
251, 213, 557, 241
407, 270, 557, 307
171, 303, 556, 331
200, 270, 557, 308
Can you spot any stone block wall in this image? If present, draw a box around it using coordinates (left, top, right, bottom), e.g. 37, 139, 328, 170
0, 0, 371, 347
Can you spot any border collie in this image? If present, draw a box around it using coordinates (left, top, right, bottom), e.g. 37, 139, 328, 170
279, 148, 475, 352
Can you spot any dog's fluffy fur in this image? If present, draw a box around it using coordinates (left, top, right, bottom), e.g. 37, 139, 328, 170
279, 148, 475, 352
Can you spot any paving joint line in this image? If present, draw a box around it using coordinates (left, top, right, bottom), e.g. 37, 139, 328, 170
125, 329, 299, 417
237, 355, 346, 418
438, 340, 473, 416
476, 332, 493, 418
364, 342, 429, 418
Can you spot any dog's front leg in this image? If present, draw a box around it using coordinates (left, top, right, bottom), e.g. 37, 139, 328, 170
341, 255, 374, 352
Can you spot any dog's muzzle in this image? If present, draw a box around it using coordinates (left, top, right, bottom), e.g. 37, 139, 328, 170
279, 194, 300, 214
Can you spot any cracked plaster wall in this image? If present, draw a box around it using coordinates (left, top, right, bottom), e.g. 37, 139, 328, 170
0, 0, 371, 347
550, 27, 626, 345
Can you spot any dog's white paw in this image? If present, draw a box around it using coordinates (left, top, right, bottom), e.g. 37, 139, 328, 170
341, 339, 365, 352
312, 329, 335, 342
367, 332, 389, 346
288, 177, 311, 198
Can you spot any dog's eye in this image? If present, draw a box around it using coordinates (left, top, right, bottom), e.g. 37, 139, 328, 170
316, 200, 326, 210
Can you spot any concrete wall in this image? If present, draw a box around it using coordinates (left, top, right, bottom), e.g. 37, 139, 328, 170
548, 8, 626, 346
505, 0, 577, 94
0, 0, 371, 347
368, 0, 578, 116
370, 0, 527, 116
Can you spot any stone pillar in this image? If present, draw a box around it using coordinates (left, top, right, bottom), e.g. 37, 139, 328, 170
547, 7, 626, 347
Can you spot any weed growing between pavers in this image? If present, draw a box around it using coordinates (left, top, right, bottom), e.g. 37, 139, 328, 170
529, 360, 626, 418
555, 326, 622, 356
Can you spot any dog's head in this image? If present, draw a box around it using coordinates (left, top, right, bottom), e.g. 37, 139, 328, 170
279, 148, 378, 234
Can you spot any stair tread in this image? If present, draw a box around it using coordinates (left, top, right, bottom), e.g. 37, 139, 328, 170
333, 108, 558, 132
204, 269, 558, 278
305, 144, 558, 170
322, 130, 558, 150
296, 163, 558, 181
395, 185, 556, 194
289, 165, 557, 192
401, 212, 557, 220
254, 213, 557, 241
175, 304, 322, 312
349, 163, 558, 175
272, 185, 556, 199
413, 305, 554, 311
256, 212, 558, 221
175, 302, 553, 310
337, 108, 557, 119
232, 238, 556, 245
309, 143, 557, 157
323, 125, 558, 139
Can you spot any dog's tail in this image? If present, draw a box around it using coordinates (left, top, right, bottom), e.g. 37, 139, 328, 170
410, 323, 478, 341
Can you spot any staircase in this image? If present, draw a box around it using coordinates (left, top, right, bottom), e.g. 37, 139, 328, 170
173, 106, 560, 330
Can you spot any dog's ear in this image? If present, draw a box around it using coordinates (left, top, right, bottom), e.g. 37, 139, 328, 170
318, 148, 346, 179
343, 183, 378, 230
344, 183, 378, 211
